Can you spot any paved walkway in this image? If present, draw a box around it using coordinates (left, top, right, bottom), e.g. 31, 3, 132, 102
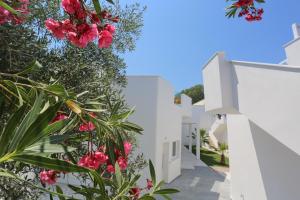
163, 147, 231, 200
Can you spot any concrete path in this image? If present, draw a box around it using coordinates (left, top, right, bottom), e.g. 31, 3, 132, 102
163, 147, 231, 200
181, 146, 207, 169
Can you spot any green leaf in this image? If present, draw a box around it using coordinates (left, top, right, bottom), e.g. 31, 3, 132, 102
24, 141, 76, 154
0, 105, 27, 156
17, 60, 43, 75
139, 196, 155, 200
9, 92, 44, 152
89, 170, 107, 197
153, 180, 165, 191
160, 194, 172, 200
114, 163, 122, 187
153, 188, 180, 195
45, 84, 68, 97
149, 160, 156, 186
13, 154, 88, 172
31, 118, 68, 144
105, 0, 115, 5
17, 102, 62, 150
56, 185, 66, 200
2, 80, 24, 106
107, 141, 116, 164
120, 121, 143, 134
92, 0, 102, 15
0, 1, 19, 15
129, 174, 141, 187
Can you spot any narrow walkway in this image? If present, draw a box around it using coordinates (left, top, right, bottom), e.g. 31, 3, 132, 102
164, 147, 231, 200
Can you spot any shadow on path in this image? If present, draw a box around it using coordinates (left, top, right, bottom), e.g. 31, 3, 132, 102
163, 166, 231, 200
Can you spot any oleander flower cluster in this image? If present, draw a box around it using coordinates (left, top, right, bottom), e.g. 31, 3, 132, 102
45, 0, 119, 48
0, 0, 29, 25
38, 111, 154, 199
225, 0, 265, 22
234, 0, 264, 22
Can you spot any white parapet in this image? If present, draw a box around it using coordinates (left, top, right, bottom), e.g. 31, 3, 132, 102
202, 52, 235, 114
292, 23, 300, 39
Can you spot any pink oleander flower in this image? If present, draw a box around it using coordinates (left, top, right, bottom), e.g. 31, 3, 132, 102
123, 141, 132, 155
62, 0, 81, 15
95, 151, 109, 164
117, 156, 128, 170
105, 24, 115, 34
106, 164, 115, 173
130, 187, 141, 200
78, 155, 99, 170
79, 24, 98, 46
51, 113, 68, 123
0, 7, 11, 25
39, 170, 58, 185
61, 19, 76, 33
78, 151, 108, 170
79, 121, 96, 132
45, 18, 65, 39
146, 179, 153, 190
98, 30, 113, 48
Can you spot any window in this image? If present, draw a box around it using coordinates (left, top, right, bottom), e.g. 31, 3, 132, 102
172, 141, 179, 158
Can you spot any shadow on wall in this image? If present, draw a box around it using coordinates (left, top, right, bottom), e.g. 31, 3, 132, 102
250, 121, 300, 200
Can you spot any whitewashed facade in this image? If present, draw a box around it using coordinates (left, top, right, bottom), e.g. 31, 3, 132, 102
123, 76, 192, 183
203, 24, 300, 200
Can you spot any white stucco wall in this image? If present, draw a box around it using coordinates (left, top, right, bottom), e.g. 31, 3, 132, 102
123, 76, 182, 183
284, 38, 300, 66
203, 24, 300, 200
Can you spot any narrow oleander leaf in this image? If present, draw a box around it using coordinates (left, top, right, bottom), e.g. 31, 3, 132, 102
120, 121, 143, 134
0, 105, 27, 156
9, 93, 44, 152
28, 118, 68, 146
89, 170, 107, 197
139, 196, 156, 200
149, 160, 156, 186
16, 60, 43, 75
17, 102, 62, 150
153, 188, 180, 195
129, 174, 140, 187
13, 154, 88, 172
56, 185, 66, 200
114, 163, 122, 187
105, 0, 115, 5
45, 84, 68, 97
0, 1, 19, 15
24, 142, 76, 154
92, 0, 102, 15
160, 194, 172, 200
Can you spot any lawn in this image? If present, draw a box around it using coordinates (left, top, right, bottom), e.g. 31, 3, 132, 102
189, 146, 229, 167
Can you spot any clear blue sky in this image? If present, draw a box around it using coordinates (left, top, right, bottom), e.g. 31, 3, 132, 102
121, 0, 300, 92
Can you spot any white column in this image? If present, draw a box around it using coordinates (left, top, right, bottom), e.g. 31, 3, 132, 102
196, 128, 200, 160
188, 124, 192, 152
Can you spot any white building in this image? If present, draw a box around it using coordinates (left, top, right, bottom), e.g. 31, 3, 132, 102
123, 76, 193, 183
203, 24, 300, 200
183, 99, 227, 149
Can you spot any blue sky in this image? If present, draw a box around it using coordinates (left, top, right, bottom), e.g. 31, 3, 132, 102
121, 0, 300, 92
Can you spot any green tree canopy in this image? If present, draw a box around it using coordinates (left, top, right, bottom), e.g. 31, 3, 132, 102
177, 84, 204, 104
